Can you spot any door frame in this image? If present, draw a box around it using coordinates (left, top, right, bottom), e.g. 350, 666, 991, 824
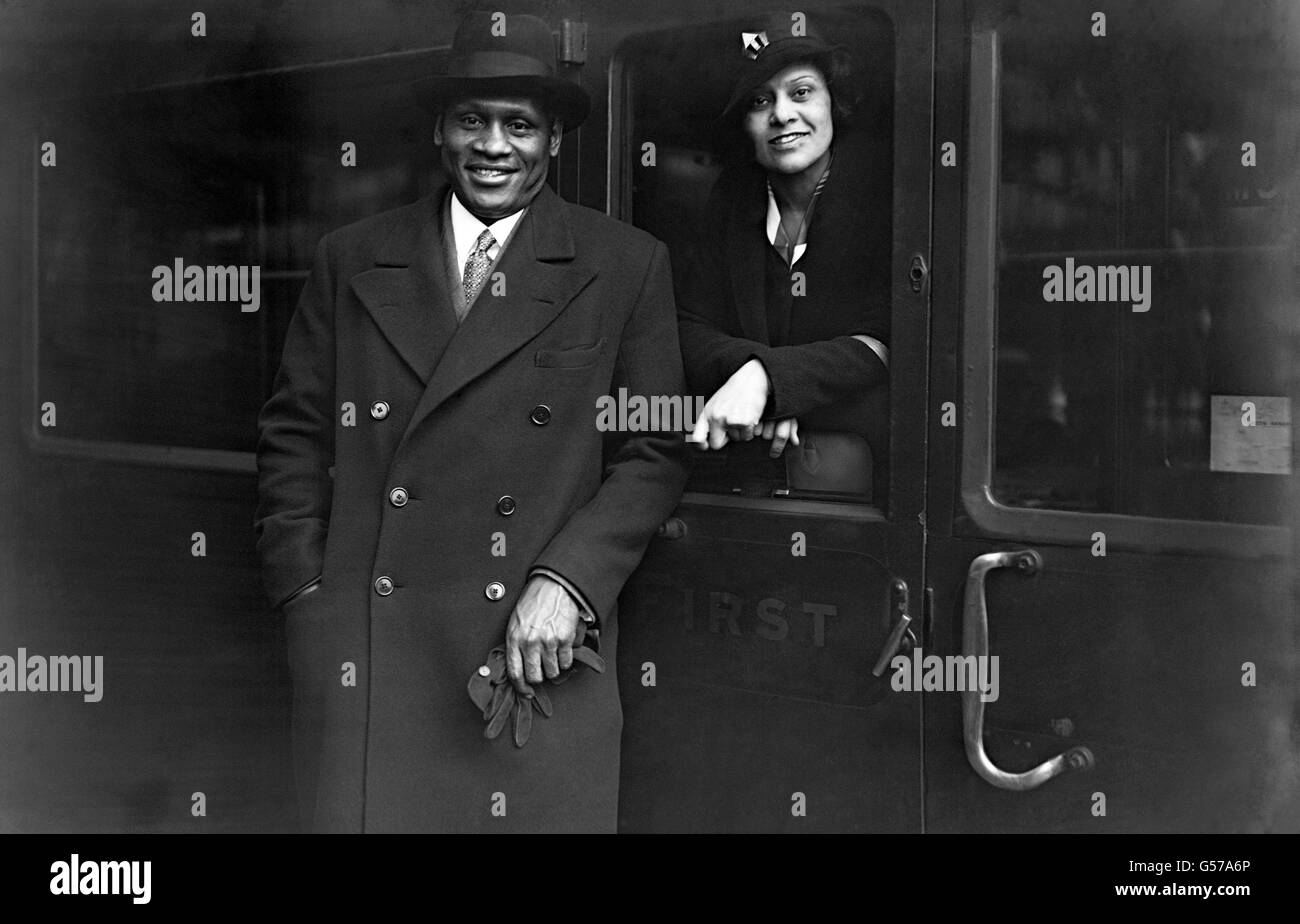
586, 0, 938, 831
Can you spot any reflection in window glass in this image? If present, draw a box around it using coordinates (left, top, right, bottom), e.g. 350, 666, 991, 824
620, 6, 895, 504
992, 0, 1300, 525
36, 61, 440, 454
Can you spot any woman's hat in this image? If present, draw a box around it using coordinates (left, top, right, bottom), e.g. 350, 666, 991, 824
411, 12, 590, 132
721, 11, 841, 121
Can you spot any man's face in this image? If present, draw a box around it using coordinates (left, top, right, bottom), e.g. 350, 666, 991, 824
435, 95, 562, 221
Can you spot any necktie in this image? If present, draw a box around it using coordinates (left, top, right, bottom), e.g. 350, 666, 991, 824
462, 229, 496, 307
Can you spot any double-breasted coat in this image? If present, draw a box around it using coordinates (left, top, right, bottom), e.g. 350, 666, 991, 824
254, 178, 690, 832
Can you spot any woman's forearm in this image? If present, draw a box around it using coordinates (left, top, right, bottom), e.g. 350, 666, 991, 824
752, 335, 888, 419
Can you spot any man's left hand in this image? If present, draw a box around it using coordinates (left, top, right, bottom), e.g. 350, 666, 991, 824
506, 575, 582, 693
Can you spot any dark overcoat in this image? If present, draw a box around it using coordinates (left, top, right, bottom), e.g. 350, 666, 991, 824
254, 178, 689, 832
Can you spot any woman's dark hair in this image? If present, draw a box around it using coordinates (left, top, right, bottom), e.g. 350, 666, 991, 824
810, 47, 861, 123
744, 49, 859, 122
722, 48, 860, 135
713, 47, 866, 165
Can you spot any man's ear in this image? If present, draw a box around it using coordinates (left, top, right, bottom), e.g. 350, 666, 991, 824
433, 113, 445, 146
548, 121, 563, 156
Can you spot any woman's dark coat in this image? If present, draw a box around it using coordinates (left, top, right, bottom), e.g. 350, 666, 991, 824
676, 129, 892, 450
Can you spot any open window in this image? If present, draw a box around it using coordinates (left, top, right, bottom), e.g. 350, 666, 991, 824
612, 6, 896, 506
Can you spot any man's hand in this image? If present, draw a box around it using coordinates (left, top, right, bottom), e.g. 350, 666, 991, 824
758, 417, 800, 458
506, 575, 583, 694
689, 359, 771, 450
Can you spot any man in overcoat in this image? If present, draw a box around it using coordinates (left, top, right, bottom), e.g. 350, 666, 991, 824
254, 11, 689, 833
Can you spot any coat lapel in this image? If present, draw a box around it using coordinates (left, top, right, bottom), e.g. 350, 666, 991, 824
349, 189, 458, 384
725, 168, 771, 344
399, 183, 597, 441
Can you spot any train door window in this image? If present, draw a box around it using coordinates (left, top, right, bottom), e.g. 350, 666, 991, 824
988, 0, 1299, 525
614, 6, 895, 506
32, 57, 439, 466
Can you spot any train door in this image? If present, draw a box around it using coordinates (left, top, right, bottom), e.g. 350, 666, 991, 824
924, 0, 1299, 831
582, 1, 935, 832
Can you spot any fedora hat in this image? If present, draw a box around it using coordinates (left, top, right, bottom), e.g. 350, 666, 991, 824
720, 11, 842, 122
412, 11, 590, 132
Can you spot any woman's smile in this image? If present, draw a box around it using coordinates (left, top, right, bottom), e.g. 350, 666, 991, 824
768, 130, 811, 148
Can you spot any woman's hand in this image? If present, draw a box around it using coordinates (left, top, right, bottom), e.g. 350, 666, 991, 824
759, 417, 800, 458
689, 359, 771, 450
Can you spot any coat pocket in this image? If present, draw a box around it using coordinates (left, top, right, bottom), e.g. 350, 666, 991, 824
281, 580, 328, 632
534, 337, 608, 369
283, 581, 331, 689
279, 577, 323, 616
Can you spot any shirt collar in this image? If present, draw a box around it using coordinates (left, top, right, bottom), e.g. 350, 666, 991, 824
765, 185, 807, 266
449, 192, 526, 267
764, 159, 833, 267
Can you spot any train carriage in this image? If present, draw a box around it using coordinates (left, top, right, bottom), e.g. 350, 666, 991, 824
0, 0, 1296, 833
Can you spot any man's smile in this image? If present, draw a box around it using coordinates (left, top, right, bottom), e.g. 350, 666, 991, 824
466, 164, 519, 183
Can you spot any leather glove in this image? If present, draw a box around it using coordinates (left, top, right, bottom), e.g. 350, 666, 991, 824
467, 623, 605, 747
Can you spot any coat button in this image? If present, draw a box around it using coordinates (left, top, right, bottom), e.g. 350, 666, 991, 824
485, 581, 505, 601
389, 487, 409, 507
530, 404, 551, 426
496, 495, 516, 516
477, 665, 491, 677
370, 401, 390, 420
374, 576, 394, 596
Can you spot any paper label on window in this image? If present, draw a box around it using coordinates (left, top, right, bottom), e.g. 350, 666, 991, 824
1209, 395, 1292, 475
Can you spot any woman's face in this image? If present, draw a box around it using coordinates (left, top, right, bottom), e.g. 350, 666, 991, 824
742, 63, 835, 176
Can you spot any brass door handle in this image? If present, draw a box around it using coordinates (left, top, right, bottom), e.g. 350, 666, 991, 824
962, 550, 1094, 790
